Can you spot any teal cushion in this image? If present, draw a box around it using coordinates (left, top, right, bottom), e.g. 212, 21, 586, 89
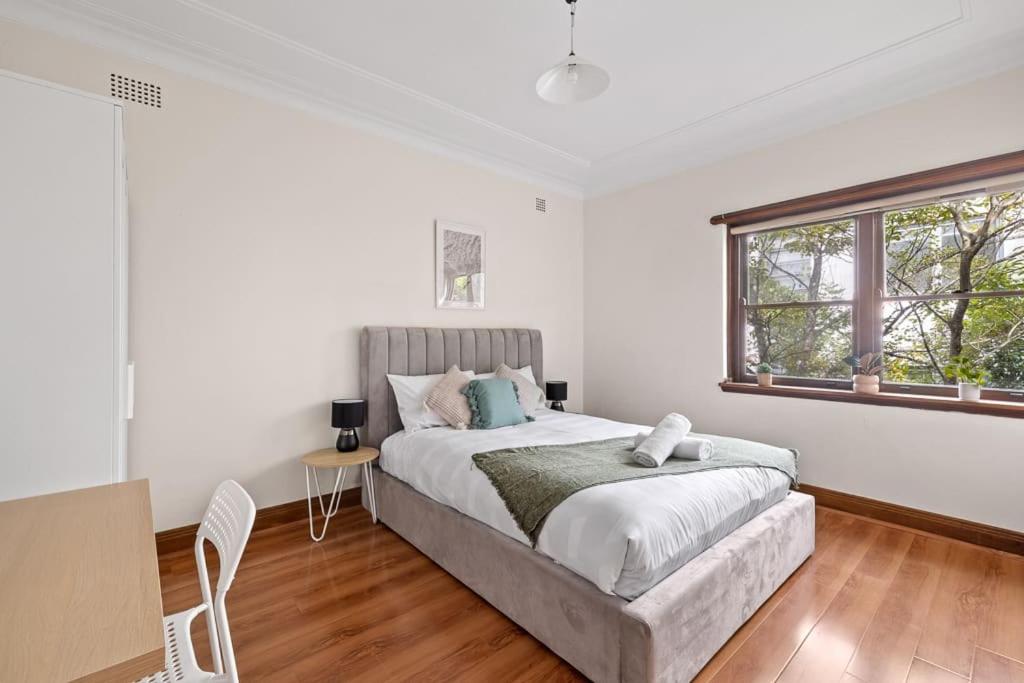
461, 378, 533, 430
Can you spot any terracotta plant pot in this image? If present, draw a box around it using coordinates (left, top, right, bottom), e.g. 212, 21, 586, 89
852, 375, 880, 395
958, 382, 981, 402
756, 372, 772, 388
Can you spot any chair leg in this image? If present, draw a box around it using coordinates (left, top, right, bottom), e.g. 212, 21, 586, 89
305, 465, 347, 542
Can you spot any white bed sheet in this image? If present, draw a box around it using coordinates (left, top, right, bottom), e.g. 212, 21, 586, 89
379, 409, 792, 599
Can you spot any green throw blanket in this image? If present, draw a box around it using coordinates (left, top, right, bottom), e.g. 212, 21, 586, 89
472, 435, 798, 545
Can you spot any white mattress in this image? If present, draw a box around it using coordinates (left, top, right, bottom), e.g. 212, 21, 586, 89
379, 409, 792, 599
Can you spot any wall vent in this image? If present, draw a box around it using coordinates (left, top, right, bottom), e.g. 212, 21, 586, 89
109, 74, 162, 108
535, 197, 547, 213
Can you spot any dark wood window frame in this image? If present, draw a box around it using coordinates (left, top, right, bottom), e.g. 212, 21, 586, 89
717, 150, 1024, 417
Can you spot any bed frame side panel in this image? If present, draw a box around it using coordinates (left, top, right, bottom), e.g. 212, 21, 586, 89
620, 492, 815, 682
374, 467, 815, 683
374, 470, 626, 682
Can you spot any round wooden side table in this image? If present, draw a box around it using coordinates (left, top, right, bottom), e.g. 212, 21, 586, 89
301, 446, 379, 542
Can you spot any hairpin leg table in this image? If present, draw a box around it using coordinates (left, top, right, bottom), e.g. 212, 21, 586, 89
301, 446, 379, 541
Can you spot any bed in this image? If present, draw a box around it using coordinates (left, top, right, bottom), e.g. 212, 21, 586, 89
360, 326, 815, 682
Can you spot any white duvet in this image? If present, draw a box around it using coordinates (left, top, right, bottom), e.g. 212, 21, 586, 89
380, 409, 791, 599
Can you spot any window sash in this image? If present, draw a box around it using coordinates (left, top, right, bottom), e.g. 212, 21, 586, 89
741, 302, 853, 383
730, 211, 1024, 401
713, 150, 1024, 230
883, 291, 1024, 303
744, 301, 855, 310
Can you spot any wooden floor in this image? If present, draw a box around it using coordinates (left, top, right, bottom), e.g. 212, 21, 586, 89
158, 502, 1024, 682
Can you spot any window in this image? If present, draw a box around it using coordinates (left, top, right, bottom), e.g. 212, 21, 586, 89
882, 195, 1024, 392
742, 221, 854, 380
729, 189, 1024, 401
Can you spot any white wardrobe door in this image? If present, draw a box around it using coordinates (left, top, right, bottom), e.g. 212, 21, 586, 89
0, 73, 123, 501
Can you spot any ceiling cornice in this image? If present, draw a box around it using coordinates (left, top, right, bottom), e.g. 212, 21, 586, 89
591, 1, 971, 167
0, 0, 589, 198
582, 24, 1024, 198
174, 0, 588, 169
3, 0, 1023, 200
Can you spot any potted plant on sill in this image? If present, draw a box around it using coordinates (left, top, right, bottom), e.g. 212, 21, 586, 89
944, 355, 989, 402
755, 362, 773, 388
844, 352, 883, 394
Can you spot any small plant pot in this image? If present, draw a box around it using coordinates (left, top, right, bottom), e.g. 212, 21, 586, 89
756, 372, 773, 388
852, 375, 880, 395
958, 382, 981, 402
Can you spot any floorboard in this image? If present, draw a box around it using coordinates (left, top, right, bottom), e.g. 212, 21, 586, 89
972, 648, 1024, 683
915, 543, 1002, 677
846, 535, 950, 683
905, 658, 969, 683
155, 503, 1024, 682
777, 526, 914, 682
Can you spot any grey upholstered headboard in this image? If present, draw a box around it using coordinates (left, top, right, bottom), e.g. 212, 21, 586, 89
360, 327, 543, 448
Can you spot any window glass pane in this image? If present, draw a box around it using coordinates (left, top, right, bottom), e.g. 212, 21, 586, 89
745, 221, 855, 304
883, 297, 1024, 389
885, 191, 1024, 297
745, 305, 852, 379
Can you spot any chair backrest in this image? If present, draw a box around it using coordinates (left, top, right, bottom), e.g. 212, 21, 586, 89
197, 480, 256, 592
194, 480, 256, 682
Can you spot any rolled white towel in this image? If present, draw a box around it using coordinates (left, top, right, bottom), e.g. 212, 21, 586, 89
673, 436, 714, 461
634, 431, 714, 461
633, 413, 692, 468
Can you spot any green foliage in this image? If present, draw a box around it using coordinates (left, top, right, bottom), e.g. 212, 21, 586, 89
755, 362, 773, 374
745, 221, 854, 379
884, 356, 910, 382
944, 355, 989, 386
882, 192, 1024, 390
988, 339, 1024, 388
746, 192, 1024, 390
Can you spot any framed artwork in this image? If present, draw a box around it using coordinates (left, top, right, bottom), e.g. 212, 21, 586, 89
436, 221, 485, 310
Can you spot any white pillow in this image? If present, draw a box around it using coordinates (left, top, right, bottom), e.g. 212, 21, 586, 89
387, 370, 475, 432
476, 365, 544, 408
495, 364, 544, 417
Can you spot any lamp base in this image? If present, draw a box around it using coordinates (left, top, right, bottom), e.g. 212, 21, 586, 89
549, 401, 565, 412
336, 429, 359, 452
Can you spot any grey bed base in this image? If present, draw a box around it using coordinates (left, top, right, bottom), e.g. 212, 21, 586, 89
368, 471, 814, 682
360, 327, 816, 682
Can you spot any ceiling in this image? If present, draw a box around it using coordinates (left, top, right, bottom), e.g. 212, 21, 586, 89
5, 0, 1024, 196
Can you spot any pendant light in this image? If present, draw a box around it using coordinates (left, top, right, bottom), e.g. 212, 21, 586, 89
536, 0, 609, 104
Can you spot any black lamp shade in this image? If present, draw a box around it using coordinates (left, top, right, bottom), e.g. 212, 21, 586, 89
545, 381, 568, 402
332, 399, 366, 429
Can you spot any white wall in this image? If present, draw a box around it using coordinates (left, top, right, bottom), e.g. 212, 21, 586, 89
0, 20, 584, 531
585, 67, 1024, 532
4, 17, 1021, 534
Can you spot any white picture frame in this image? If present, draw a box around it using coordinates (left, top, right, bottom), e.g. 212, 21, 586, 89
436, 221, 485, 310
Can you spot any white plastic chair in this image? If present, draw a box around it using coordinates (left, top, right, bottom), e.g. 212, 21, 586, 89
137, 480, 256, 683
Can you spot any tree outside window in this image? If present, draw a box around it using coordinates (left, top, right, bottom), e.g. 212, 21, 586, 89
736, 190, 1024, 396
883, 192, 1024, 390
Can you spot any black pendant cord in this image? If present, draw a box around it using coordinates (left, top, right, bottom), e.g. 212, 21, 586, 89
568, 0, 576, 56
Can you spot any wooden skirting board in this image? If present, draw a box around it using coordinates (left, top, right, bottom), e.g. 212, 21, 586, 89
155, 487, 362, 555
155, 483, 1022, 558
800, 484, 1024, 556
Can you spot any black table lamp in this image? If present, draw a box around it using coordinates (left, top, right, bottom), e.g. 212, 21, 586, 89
546, 381, 568, 412
332, 399, 366, 452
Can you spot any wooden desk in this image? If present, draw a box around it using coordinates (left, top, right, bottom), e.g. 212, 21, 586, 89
0, 480, 165, 682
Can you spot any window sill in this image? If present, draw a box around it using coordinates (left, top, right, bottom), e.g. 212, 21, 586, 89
719, 381, 1024, 419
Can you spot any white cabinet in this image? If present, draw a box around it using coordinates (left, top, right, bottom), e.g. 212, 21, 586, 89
0, 69, 129, 501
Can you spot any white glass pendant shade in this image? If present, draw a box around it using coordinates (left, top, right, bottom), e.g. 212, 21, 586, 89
536, 55, 610, 104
